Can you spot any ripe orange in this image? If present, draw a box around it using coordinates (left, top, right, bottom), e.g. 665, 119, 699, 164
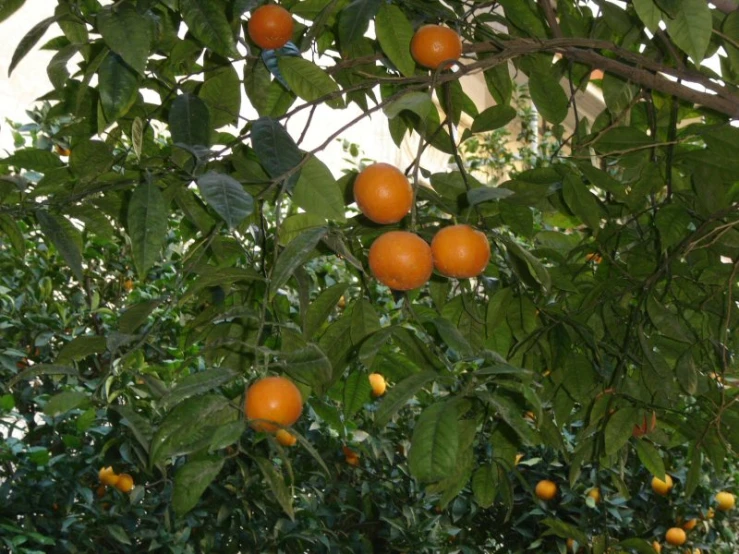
368, 231, 433, 291
651, 474, 673, 496
122, 279, 134, 292
115, 473, 134, 493
353, 163, 413, 224
369, 373, 386, 397
245, 376, 303, 433
98, 466, 119, 486
275, 429, 297, 447
681, 518, 698, 531
247, 4, 293, 50
431, 224, 490, 278
535, 479, 557, 501
665, 527, 686, 546
587, 487, 601, 503
652, 541, 662, 553
410, 24, 463, 69
566, 538, 575, 552
715, 491, 735, 511
343, 445, 360, 466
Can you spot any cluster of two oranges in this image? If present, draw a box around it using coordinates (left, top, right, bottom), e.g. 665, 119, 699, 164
354, 163, 490, 291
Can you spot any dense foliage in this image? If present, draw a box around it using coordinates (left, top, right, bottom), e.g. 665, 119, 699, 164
0, 0, 738, 552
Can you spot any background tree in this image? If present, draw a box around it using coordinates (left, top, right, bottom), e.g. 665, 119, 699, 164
0, 0, 738, 552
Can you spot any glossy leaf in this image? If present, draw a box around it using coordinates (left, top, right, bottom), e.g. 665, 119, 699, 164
128, 180, 168, 279
197, 172, 254, 229
172, 457, 224, 516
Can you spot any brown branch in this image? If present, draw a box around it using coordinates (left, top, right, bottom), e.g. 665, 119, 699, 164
538, 0, 562, 38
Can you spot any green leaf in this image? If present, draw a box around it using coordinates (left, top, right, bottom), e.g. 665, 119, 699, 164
107, 525, 132, 546
605, 408, 639, 456
0, 213, 25, 256
149, 394, 235, 466
180, 0, 238, 57
292, 156, 346, 222
304, 283, 349, 339
602, 72, 639, 115
197, 171, 254, 229
278, 57, 341, 107
97, 4, 152, 75
279, 213, 329, 246
350, 299, 380, 345
664, 0, 711, 64
172, 457, 224, 516
541, 519, 590, 545
375, 3, 415, 77
646, 295, 692, 343
0, 0, 25, 24
338, 0, 381, 48
497, 0, 547, 37
655, 203, 691, 249
529, 70, 568, 124
199, 64, 241, 128
44, 391, 88, 416
269, 226, 327, 298
111, 405, 154, 451
160, 368, 238, 411
504, 239, 551, 291
467, 187, 515, 205
472, 105, 517, 133
408, 402, 459, 483
472, 463, 499, 508
384, 91, 434, 119
343, 371, 372, 419
684, 448, 701, 498
170, 93, 211, 147
434, 317, 473, 357
69, 140, 114, 180
128, 180, 168, 279
119, 299, 162, 334
36, 210, 84, 281
253, 456, 294, 519
2, 148, 64, 171
277, 344, 333, 393
375, 371, 437, 428
562, 175, 601, 233
483, 392, 539, 446
98, 52, 139, 123
483, 61, 513, 106
617, 538, 660, 554
595, 127, 652, 153
56, 336, 106, 364
634, 439, 666, 481
9, 364, 78, 389
251, 117, 303, 188
9, 15, 57, 75
208, 420, 246, 452
632, 0, 661, 33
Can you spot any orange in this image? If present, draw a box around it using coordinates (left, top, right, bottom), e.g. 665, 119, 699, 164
247, 4, 293, 50
715, 491, 735, 511
369, 373, 386, 397
651, 474, 673, 496
652, 542, 662, 553
368, 231, 433, 291
122, 279, 134, 292
245, 376, 303, 432
681, 518, 698, 531
665, 527, 686, 546
98, 466, 119, 486
431, 224, 490, 278
343, 445, 360, 466
410, 24, 463, 69
96, 485, 106, 498
703, 507, 715, 519
115, 473, 134, 493
514, 453, 524, 466
535, 479, 557, 501
566, 538, 575, 552
587, 487, 601, 503
275, 429, 297, 447
353, 163, 413, 224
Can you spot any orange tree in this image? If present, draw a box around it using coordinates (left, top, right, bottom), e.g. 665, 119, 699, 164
0, 0, 738, 552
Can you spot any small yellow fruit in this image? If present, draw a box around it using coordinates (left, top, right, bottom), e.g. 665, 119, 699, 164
681, 518, 697, 531
566, 537, 575, 552
652, 541, 662, 553
98, 466, 119, 486
114, 473, 134, 493
665, 527, 686, 546
123, 279, 134, 292
275, 429, 297, 447
715, 491, 735, 511
369, 373, 387, 397
535, 479, 557, 501
651, 474, 673, 496
704, 507, 715, 519
587, 487, 601, 503
514, 453, 524, 466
